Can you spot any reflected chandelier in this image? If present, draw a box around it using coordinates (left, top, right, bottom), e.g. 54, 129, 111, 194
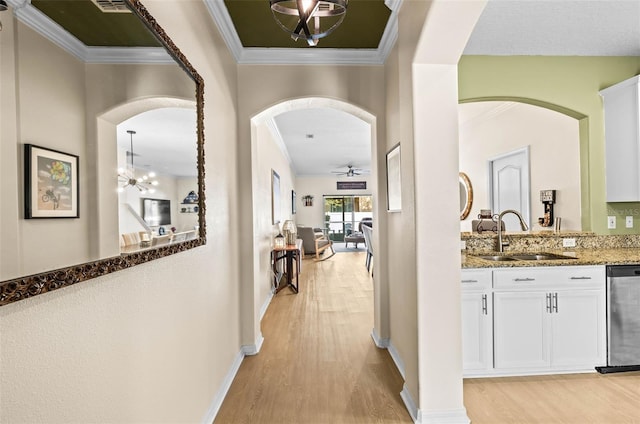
270, 0, 348, 47
118, 130, 158, 193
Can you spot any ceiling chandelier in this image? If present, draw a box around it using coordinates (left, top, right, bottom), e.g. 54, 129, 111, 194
270, 0, 348, 47
117, 130, 158, 193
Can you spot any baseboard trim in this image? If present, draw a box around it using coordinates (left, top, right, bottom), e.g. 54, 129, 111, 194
370, 328, 389, 348
418, 408, 470, 424
241, 333, 264, 356
400, 384, 419, 423
387, 341, 406, 380
201, 350, 245, 424
259, 289, 274, 321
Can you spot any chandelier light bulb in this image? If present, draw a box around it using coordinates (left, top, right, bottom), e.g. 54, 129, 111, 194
117, 129, 160, 193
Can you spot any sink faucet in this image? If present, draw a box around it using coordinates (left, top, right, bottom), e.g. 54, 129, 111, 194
497, 209, 529, 252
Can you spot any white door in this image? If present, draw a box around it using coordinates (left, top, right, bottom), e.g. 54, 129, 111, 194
550, 289, 606, 368
494, 291, 550, 369
489, 147, 531, 230
461, 292, 492, 373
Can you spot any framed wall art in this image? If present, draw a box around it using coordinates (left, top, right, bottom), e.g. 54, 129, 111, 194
24, 144, 79, 219
272, 169, 281, 224
386, 143, 402, 212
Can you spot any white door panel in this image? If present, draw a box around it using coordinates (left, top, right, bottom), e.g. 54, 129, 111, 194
489, 147, 530, 230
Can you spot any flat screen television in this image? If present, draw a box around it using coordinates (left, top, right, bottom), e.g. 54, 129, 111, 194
142, 198, 171, 226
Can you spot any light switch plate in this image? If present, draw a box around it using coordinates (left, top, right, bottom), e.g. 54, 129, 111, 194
608, 216, 616, 229
626, 216, 634, 228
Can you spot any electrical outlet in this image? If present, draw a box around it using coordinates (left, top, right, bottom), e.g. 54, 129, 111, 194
626, 216, 634, 228
562, 238, 576, 248
608, 216, 616, 229
460, 240, 466, 250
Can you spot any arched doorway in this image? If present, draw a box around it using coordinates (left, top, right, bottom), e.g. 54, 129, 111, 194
243, 97, 388, 354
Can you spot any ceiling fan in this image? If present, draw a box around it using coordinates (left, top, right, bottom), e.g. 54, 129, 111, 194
332, 165, 367, 177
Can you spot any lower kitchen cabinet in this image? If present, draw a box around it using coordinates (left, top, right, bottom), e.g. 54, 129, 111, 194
462, 265, 606, 377
462, 291, 492, 372
461, 269, 493, 374
494, 291, 550, 369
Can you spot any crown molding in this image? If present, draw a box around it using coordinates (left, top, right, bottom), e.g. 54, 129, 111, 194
8, 0, 173, 64
204, 0, 402, 65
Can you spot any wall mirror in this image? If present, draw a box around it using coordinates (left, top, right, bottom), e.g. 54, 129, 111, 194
459, 172, 473, 220
0, 0, 205, 306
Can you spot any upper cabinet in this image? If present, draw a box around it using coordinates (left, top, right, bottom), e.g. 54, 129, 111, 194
600, 75, 640, 202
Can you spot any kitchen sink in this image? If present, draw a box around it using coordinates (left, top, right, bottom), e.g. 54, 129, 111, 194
473, 252, 577, 262
475, 255, 517, 261
508, 252, 577, 261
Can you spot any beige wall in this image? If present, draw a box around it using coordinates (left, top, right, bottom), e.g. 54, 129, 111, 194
459, 101, 581, 231
255, 122, 296, 318
0, 1, 242, 422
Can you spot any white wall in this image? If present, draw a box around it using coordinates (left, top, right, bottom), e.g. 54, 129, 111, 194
295, 175, 373, 228
0, 1, 242, 422
459, 101, 581, 232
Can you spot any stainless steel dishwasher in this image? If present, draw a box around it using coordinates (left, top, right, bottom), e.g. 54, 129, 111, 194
596, 265, 640, 373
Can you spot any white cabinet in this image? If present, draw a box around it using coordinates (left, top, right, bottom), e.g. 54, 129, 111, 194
550, 289, 605, 367
600, 75, 640, 202
494, 291, 550, 369
462, 265, 606, 376
493, 266, 606, 373
461, 270, 492, 374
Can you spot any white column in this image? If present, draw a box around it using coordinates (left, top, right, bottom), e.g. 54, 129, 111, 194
411, 1, 486, 422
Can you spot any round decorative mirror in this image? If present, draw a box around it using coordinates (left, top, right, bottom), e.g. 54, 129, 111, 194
460, 172, 473, 220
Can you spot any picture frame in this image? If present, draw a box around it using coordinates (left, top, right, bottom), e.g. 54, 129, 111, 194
291, 190, 296, 215
24, 144, 79, 219
386, 143, 402, 212
272, 169, 281, 224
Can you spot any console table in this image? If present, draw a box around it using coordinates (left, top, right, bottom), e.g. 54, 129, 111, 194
272, 239, 303, 294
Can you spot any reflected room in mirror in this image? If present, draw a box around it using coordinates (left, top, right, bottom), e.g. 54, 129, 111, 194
0, 0, 205, 306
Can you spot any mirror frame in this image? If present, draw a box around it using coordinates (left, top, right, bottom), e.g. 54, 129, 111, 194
0, 0, 206, 307
460, 172, 473, 220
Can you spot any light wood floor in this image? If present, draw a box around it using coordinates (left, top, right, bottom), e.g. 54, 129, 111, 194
465, 372, 640, 424
214, 252, 640, 424
214, 251, 413, 424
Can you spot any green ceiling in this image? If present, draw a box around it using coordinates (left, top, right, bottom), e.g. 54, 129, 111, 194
224, 0, 392, 49
31, 0, 161, 47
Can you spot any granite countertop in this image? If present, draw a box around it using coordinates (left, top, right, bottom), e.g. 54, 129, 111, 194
462, 248, 640, 269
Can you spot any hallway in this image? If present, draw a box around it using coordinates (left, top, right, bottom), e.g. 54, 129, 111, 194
214, 252, 412, 424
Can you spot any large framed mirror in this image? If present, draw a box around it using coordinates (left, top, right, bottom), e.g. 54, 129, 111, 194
0, 0, 205, 306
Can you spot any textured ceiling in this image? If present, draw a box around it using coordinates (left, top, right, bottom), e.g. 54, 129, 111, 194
464, 0, 640, 56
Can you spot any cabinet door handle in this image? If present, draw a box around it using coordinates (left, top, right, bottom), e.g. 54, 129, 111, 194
482, 294, 488, 315
553, 293, 559, 313
462, 279, 478, 283
570, 276, 592, 280
546, 293, 552, 313
514, 277, 535, 282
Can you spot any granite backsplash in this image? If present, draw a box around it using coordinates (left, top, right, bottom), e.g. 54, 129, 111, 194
461, 231, 640, 253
